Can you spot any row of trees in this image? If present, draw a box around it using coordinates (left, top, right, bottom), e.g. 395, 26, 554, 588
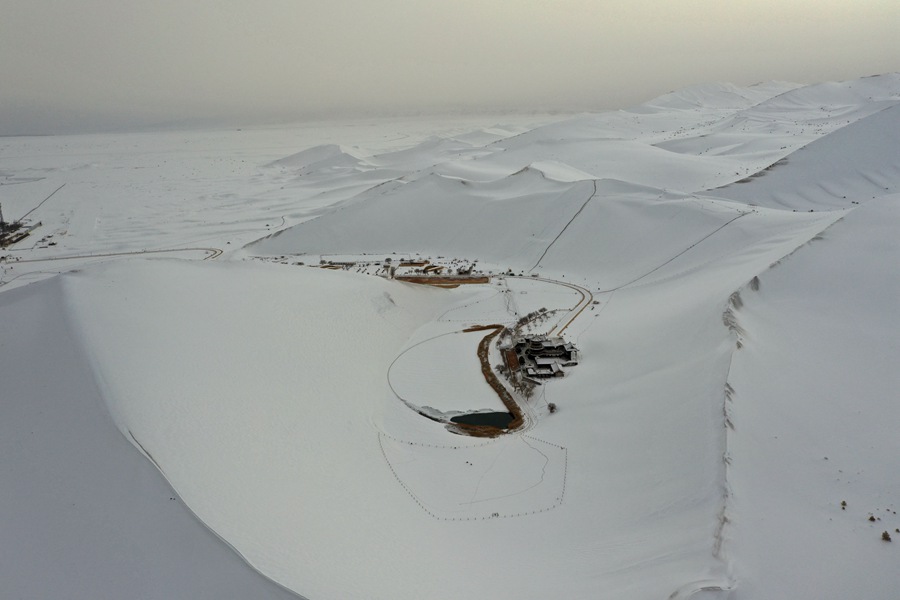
495, 361, 536, 399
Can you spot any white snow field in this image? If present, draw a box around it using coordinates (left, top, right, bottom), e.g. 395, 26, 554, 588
2, 74, 899, 599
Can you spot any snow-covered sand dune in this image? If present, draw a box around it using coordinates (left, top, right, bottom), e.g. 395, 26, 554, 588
726, 194, 900, 599
0, 276, 303, 600
708, 103, 900, 209
2, 74, 898, 599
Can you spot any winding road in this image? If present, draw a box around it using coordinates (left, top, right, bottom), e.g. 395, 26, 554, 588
504, 275, 594, 336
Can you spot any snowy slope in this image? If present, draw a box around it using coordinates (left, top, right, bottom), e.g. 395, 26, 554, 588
725, 195, 900, 599
707, 103, 900, 210
2, 74, 898, 600
0, 277, 303, 600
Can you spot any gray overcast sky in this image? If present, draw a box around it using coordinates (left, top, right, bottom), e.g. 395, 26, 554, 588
2, 0, 899, 134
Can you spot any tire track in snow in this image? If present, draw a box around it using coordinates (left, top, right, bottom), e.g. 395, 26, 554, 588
12, 246, 223, 264
18, 183, 65, 221
614, 211, 750, 291
530, 179, 598, 271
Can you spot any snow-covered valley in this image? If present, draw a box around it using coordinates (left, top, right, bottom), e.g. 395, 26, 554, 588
2, 75, 899, 599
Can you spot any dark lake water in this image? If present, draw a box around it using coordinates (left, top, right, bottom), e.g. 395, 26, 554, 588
450, 411, 513, 428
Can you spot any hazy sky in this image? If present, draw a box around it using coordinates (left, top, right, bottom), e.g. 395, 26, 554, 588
2, 0, 898, 134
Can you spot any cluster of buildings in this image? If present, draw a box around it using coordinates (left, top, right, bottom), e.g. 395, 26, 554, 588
502, 335, 579, 381
0, 204, 39, 249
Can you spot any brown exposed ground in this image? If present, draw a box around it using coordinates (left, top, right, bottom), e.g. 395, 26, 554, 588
395, 275, 490, 287
462, 324, 507, 334
504, 348, 520, 371
452, 325, 524, 437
